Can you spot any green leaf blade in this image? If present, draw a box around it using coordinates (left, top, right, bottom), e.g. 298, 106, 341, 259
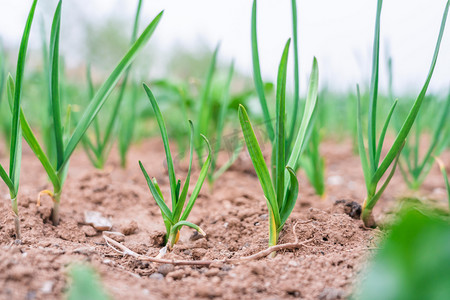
238, 105, 279, 226
9, 0, 38, 185
139, 161, 173, 222
143, 84, 178, 211
49, 0, 64, 169
63, 11, 163, 166
286, 57, 319, 170
251, 0, 274, 142
275, 39, 290, 208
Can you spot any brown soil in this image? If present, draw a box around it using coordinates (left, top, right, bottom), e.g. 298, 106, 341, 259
0, 138, 448, 300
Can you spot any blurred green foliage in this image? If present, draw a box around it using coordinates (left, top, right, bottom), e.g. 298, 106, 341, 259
67, 264, 111, 300
358, 208, 450, 300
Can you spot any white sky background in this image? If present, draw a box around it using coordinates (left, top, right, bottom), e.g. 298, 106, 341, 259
0, 0, 449, 95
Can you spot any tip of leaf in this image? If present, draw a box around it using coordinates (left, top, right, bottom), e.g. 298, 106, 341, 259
435, 156, 445, 171
198, 228, 206, 236
200, 134, 212, 153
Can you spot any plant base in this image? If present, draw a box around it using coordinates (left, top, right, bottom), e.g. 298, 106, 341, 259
14, 215, 21, 240
52, 201, 60, 226
361, 209, 376, 228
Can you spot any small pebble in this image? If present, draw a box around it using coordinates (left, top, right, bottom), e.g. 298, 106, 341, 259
84, 211, 112, 231
81, 225, 97, 237
205, 268, 220, 277
40, 281, 54, 294
120, 221, 138, 235
167, 269, 184, 280
149, 273, 164, 280
157, 264, 174, 276
73, 246, 96, 255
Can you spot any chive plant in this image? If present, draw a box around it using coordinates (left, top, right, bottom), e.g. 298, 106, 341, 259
398, 94, 450, 190
0, 0, 38, 239
357, 0, 449, 227
239, 39, 319, 247
78, 0, 143, 169
140, 85, 211, 249
19, 0, 163, 225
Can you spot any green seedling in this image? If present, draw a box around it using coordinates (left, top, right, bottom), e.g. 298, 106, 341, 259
357, 0, 449, 227
78, 0, 143, 169
181, 45, 242, 186
207, 60, 243, 186
398, 93, 450, 190
0, 0, 38, 240
19, 0, 163, 225
140, 85, 211, 249
239, 39, 319, 248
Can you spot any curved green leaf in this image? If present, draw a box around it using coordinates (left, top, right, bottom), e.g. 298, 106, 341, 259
251, 0, 274, 142
20, 109, 61, 192
286, 57, 319, 170
280, 166, 299, 227
63, 11, 163, 166
171, 220, 205, 236
9, 0, 38, 186
139, 161, 173, 222
238, 104, 279, 226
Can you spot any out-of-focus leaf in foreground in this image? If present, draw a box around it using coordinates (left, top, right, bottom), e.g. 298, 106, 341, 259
357, 209, 450, 300
67, 264, 111, 300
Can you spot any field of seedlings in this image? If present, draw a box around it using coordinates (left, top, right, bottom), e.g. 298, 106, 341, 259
1, 0, 450, 299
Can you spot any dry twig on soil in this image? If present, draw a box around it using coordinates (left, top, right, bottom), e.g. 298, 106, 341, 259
103, 223, 314, 267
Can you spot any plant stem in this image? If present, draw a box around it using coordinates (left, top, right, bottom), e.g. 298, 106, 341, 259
361, 198, 376, 228
268, 210, 279, 257
167, 229, 180, 250
11, 195, 21, 240
52, 191, 61, 225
